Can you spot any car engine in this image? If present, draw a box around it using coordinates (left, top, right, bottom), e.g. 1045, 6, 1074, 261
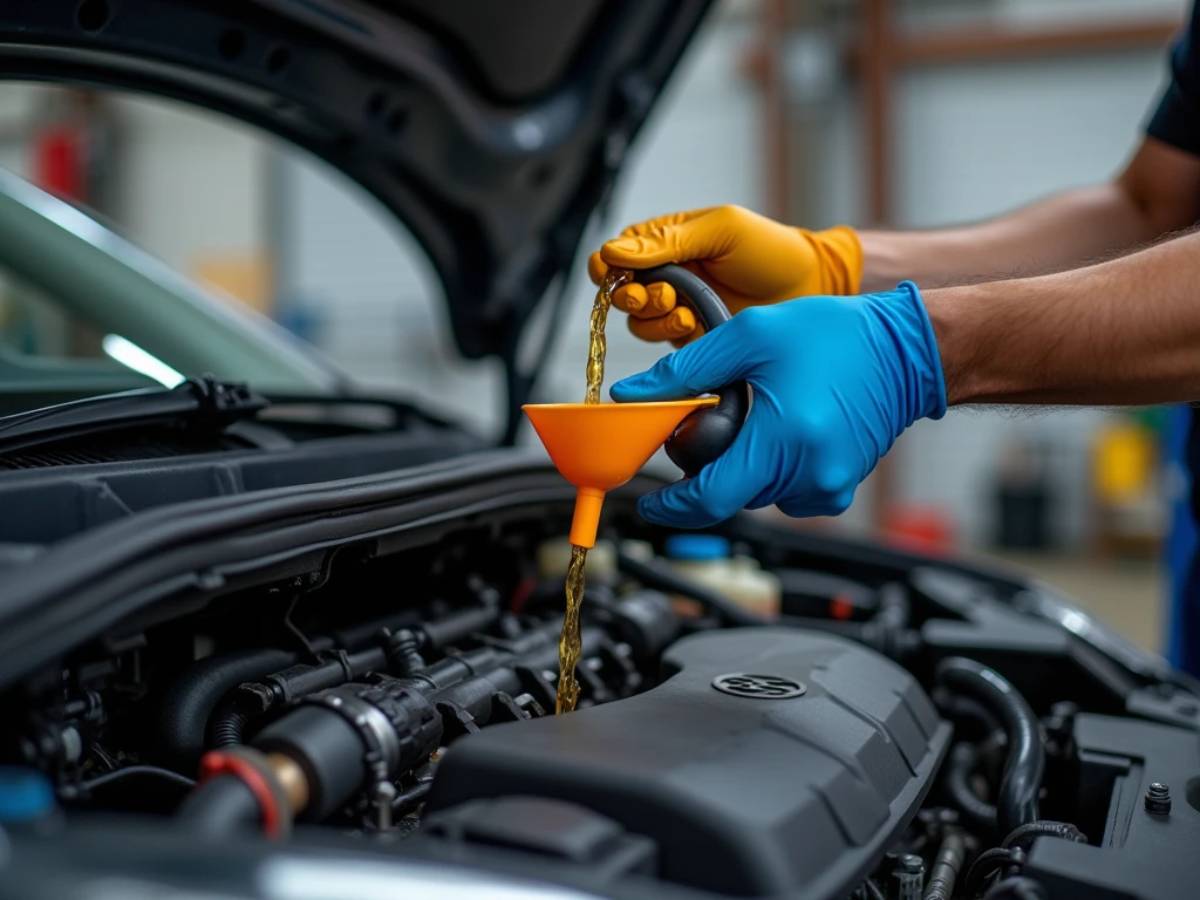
2, 505, 1199, 900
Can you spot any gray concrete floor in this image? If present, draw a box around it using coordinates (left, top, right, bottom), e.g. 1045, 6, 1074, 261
982, 550, 1163, 653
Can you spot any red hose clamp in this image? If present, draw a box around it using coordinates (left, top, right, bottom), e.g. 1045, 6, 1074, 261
198, 749, 285, 839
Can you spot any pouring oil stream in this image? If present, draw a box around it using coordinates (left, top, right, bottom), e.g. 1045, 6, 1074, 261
556, 267, 631, 714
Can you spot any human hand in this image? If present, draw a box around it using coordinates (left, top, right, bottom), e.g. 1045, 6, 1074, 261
610, 282, 945, 524
588, 205, 861, 345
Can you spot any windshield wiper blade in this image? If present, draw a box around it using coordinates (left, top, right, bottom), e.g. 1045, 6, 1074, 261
0, 377, 268, 455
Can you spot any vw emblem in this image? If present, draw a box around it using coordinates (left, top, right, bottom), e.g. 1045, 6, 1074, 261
711, 672, 806, 700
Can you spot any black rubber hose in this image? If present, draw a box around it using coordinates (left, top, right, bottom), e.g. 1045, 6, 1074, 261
944, 742, 999, 832
616, 550, 765, 626
923, 829, 966, 900
982, 876, 1046, 900
58, 765, 196, 799
160, 609, 495, 767
1001, 820, 1087, 851
421, 604, 500, 650
207, 646, 389, 750
177, 774, 260, 833
934, 688, 1004, 738
961, 847, 1018, 898
391, 780, 432, 814
936, 658, 1044, 835
209, 704, 249, 748
156, 647, 296, 768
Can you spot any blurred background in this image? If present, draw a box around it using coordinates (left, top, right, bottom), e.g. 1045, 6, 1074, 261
0, 0, 1186, 653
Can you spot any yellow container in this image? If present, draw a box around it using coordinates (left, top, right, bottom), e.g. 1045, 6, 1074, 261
1093, 422, 1155, 503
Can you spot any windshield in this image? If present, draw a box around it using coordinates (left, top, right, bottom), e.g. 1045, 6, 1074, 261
0, 166, 341, 415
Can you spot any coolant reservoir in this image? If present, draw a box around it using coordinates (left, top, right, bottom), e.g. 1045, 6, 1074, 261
537, 538, 616, 583
665, 535, 780, 619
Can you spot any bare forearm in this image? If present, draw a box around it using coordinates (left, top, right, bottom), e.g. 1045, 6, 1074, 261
925, 228, 1200, 406
859, 186, 1151, 291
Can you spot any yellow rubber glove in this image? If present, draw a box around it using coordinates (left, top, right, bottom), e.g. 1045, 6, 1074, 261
587, 205, 862, 345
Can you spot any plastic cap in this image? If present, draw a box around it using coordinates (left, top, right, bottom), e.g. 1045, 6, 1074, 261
0, 767, 54, 822
664, 534, 730, 561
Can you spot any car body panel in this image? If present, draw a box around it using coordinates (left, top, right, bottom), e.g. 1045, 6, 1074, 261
0, 0, 715, 362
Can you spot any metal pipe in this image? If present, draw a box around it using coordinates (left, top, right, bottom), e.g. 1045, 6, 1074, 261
923, 828, 966, 900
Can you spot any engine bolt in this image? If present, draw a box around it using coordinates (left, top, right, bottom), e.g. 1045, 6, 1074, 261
894, 853, 924, 900
1050, 700, 1079, 720
1145, 782, 1172, 815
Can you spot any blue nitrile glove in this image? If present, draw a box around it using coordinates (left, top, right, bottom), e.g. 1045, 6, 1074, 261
610, 281, 947, 526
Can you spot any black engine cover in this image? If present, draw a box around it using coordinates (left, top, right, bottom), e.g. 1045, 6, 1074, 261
426, 628, 951, 898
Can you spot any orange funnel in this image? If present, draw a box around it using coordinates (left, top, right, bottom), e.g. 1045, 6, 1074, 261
523, 398, 719, 548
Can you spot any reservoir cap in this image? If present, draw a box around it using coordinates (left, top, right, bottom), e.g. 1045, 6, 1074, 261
0, 767, 54, 823
665, 534, 730, 561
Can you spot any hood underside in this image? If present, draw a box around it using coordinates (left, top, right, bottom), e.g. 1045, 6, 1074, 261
0, 0, 715, 361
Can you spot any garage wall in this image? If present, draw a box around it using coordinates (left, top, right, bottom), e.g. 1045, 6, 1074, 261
0, 84, 265, 278
115, 96, 267, 279
817, 2, 1184, 545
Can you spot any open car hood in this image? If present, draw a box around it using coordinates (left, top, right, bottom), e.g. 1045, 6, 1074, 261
0, 0, 714, 367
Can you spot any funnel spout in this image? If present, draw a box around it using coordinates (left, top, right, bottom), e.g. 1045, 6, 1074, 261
569, 486, 606, 549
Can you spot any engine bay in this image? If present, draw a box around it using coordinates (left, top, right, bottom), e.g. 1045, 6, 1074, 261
3, 496, 1199, 900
